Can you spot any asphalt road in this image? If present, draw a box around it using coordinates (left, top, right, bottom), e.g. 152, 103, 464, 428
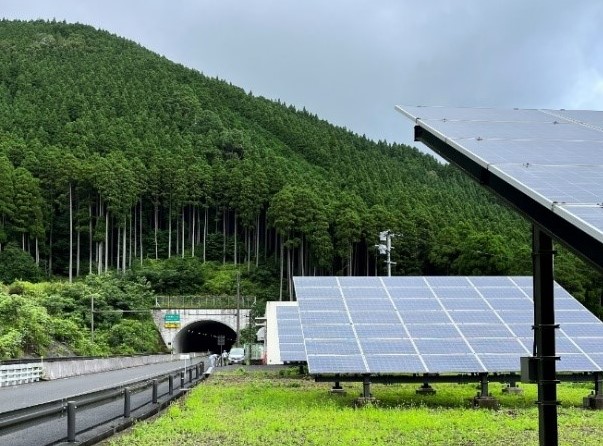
0, 357, 207, 445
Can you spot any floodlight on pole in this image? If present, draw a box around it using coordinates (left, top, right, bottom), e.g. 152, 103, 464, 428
376, 230, 397, 276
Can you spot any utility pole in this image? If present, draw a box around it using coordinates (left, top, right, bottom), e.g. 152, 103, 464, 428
236, 271, 241, 346
375, 230, 397, 276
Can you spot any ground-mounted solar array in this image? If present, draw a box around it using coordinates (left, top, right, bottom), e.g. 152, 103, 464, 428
275, 305, 306, 363
293, 276, 603, 375
395, 106, 603, 259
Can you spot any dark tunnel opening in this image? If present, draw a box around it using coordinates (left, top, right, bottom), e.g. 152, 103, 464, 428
174, 320, 237, 354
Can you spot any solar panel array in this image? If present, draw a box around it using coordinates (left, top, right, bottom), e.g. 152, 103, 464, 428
395, 106, 603, 245
293, 276, 603, 375
275, 305, 306, 362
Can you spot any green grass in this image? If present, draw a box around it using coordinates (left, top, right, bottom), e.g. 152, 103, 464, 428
108, 368, 603, 446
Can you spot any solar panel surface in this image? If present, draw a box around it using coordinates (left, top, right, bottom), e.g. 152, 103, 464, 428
395, 106, 603, 248
275, 305, 306, 363
293, 276, 603, 375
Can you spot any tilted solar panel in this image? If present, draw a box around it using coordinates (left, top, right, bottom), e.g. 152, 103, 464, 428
293, 276, 603, 375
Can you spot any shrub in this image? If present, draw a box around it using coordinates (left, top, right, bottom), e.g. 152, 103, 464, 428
0, 244, 42, 284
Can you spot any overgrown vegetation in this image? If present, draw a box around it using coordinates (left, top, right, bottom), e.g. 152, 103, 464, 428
108, 368, 603, 446
0, 20, 599, 314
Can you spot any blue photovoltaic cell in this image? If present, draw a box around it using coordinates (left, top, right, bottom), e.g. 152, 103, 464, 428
302, 325, 355, 339
558, 311, 601, 324
365, 355, 426, 373
299, 311, 349, 324
441, 299, 492, 311
346, 299, 394, 311
279, 335, 304, 344
479, 288, 530, 299
402, 311, 451, 324
468, 338, 529, 354
292, 275, 603, 375
557, 354, 600, 372
458, 324, 515, 338
485, 298, 530, 311
278, 327, 303, 337
561, 324, 603, 338
342, 287, 388, 299
477, 354, 521, 372
306, 339, 360, 355
449, 311, 501, 325
281, 350, 307, 363
497, 311, 535, 324
422, 354, 485, 373
338, 277, 383, 287
555, 298, 586, 311
425, 276, 471, 287
295, 288, 342, 299
277, 306, 300, 316
360, 338, 416, 355
354, 324, 406, 338
573, 338, 603, 353
414, 338, 472, 355
468, 277, 516, 287
381, 276, 427, 287
294, 277, 338, 287
387, 288, 434, 299
298, 298, 345, 312
556, 336, 582, 354
307, 355, 368, 374
349, 311, 401, 324
405, 324, 459, 339
393, 298, 442, 311
434, 288, 481, 299
508, 324, 534, 338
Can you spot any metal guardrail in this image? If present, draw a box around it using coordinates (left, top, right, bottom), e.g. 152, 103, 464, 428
156, 294, 254, 309
0, 363, 43, 387
0, 358, 208, 444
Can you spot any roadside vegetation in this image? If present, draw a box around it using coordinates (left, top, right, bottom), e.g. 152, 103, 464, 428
108, 368, 603, 446
0, 258, 271, 359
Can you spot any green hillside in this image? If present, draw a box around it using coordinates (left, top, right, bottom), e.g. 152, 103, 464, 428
0, 20, 600, 314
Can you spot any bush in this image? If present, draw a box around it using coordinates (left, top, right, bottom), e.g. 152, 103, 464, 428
0, 244, 42, 284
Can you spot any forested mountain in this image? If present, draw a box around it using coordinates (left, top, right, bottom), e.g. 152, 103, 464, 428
0, 20, 601, 313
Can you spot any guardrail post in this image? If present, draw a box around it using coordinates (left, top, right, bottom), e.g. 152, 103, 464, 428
188, 368, 193, 383
169, 375, 174, 395
152, 379, 158, 404
180, 371, 185, 388
200, 361, 204, 374
124, 388, 131, 418
67, 401, 76, 442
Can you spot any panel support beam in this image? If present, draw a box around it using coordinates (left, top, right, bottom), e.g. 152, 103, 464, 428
532, 225, 559, 446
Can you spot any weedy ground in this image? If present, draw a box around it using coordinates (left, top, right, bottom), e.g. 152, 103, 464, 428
108, 367, 603, 446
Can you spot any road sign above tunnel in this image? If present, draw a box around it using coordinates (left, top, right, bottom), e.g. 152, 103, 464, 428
164, 312, 181, 328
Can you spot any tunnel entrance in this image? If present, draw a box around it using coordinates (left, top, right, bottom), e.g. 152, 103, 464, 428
173, 320, 237, 354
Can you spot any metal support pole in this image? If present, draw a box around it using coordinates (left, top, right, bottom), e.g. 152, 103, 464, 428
152, 379, 158, 404
67, 401, 76, 443
124, 388, 131, 418
180, 371, 185, 388
362, 376, 371, 398
480, 374, 489, 397
595, 372, 603, 396
188, 368, 193, 383
169, 375, 174, 395
533, 226, 559, 446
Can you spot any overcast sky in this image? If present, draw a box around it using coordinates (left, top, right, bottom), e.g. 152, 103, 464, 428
2, 0, 603, 148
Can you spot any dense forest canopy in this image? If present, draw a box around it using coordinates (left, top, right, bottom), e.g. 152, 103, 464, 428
0, 19, 601, 316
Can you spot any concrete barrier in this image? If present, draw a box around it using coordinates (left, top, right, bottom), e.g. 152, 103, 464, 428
41, 354, 188, 380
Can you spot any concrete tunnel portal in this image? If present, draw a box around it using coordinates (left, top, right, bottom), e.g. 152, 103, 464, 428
172, 320, 237, 354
